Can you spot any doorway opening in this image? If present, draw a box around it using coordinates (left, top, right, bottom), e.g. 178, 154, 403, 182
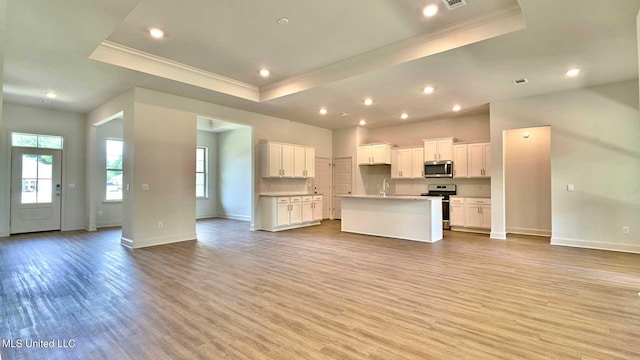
504, 126, 551, 238
332, 157, 353, 219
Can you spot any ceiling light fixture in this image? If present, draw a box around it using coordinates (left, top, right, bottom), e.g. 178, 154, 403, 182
566, 68, 580, 77
423, 4, 439, 17
319, 108, 327, 115
276, 17, 290, 25
359, 119, 367, 126
363, 98, 374, 106
259, 69, 271, 77
423, 86, 434, 94
452, 105, 461, 112
523, 131, 530, 139
401, 113, 409, 120
149, 28, 165, 39
45, 92, 57, 99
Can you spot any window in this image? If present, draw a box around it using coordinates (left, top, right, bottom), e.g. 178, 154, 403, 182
20, 154, 53, 204
12, 132, 63, 149
196, 147, 207, 198
106, 139, 123, 201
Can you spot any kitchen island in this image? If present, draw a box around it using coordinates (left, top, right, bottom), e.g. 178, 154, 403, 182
340, 195, 443, 243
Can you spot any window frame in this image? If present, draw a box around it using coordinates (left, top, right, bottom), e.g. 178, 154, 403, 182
105, 139, 124, 202
196, 147, 208, 199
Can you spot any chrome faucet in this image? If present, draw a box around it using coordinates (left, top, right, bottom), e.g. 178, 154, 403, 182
380, 178, 390, 196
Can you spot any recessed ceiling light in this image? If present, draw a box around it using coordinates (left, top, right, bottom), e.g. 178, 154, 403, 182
363, 98, 374, 106
276, 17, 290, 25
423, 4, 439, 17
45, 92, 57, 99
149, 28, 165, 39
259, 68, 270, 77
423, 86, 434, 94
319, 108, 327, 115
359, 119, 367, 126
452, 105, 462, 112
566, 68, 580, 77
401, 113, 409, 120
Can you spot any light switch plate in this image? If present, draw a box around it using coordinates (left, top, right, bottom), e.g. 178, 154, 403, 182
567, 184, 574, 192
141, 184, 150, 191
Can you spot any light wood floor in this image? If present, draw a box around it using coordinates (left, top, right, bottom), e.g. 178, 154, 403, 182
1, 219, 639, 360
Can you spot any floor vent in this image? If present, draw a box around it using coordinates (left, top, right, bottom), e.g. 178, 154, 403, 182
442, 0, 467, 10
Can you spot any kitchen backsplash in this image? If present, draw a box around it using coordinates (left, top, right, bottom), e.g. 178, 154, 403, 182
361, 166, 491, 197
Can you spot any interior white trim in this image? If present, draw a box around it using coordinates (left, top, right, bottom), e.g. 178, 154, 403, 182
217, 213, 251, 222
89, 6, 524, 104
259, 5, 526, 101
490, 231, 507, 240
90, 41, 260, 102
506, 227, 551, 237
121, 233, 197, 249
551, 237, 640, 254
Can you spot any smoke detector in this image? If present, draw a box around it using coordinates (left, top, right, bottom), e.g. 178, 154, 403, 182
339, 112, 351, 117
441, 0, 467, 10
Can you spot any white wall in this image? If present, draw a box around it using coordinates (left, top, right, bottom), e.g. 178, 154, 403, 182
124, 101, 197, 248
0, 0, 7, 236
196, 130, 218, 219
366, 114, 490, 146
129, 87, 332, 231
86, 89, 134, 232
218, 127, 251, 221
1, 103, 86, 232
96, 118, 123, 227
504, 126, 551, 236
353, 114, 491, 197
490, 80, 640, 253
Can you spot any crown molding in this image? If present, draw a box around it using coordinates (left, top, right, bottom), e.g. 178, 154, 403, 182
259, 4, 525, 102
89, 41, 260, 102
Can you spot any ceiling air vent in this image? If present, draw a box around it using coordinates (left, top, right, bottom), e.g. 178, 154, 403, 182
441, 0, 467, 10
513, 78, 529, 85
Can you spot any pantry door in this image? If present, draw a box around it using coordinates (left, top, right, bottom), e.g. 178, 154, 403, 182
10, 147, 63, 234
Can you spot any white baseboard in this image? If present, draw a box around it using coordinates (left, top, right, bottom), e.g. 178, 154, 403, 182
85, 225, 97, 232
196, 214, 217, 220
120, 232, 197, 249
551, 237, 640, 254
490, 231, 507, 240
217, 213, 251, 222
506, 227, 551, 237
96, 221, 122, 229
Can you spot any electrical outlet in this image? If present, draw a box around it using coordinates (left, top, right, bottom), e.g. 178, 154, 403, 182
158, 221, 164, 229
622, 226, 630, 235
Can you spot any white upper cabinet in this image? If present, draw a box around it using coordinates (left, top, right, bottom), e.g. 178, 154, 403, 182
423, 138, 454, 161
453, 144, 468, 178
260, 141, 315, 178
358, 143, 392, 165
468, 143, 491, 177
391, 147, 424, 179
411, 147, 425, 178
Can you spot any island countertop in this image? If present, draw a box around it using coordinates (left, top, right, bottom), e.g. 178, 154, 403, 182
340, 195, 443, 243
340, 195, 442, 200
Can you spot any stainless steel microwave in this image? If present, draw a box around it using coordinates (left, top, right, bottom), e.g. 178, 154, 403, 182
424, 160, 453, 178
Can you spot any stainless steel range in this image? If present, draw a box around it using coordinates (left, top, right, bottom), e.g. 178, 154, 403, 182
421, 184, 456, 230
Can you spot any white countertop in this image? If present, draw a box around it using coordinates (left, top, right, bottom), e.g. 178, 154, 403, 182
450, 195, 490, 199
259, 193, 323, 197
341, 195, 442, 200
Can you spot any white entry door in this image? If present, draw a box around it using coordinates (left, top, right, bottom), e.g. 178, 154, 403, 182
313, 157, 331, 219
11, 147, 63, 234
333, 157, 352, 219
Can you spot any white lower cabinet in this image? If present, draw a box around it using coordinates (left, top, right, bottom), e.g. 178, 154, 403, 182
450, 197, 491, 231
261, 195, 322, 231
449, 198, 465, 227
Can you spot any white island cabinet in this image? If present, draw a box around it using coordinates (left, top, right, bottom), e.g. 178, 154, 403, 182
340, 195, 443, 243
